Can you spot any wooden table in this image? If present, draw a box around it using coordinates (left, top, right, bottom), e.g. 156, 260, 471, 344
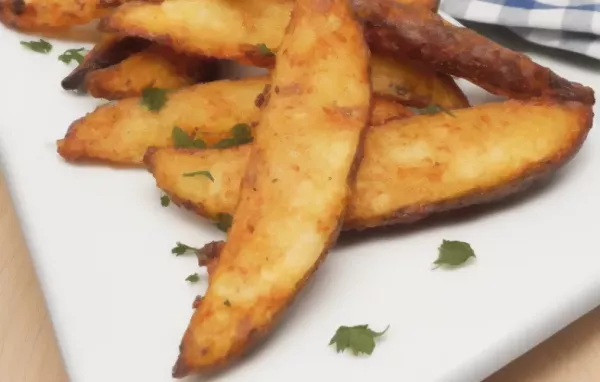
1, 177, 600, 382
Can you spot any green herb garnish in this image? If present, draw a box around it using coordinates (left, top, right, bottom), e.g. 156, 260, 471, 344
20, 39, 52, 54
141, 87, 168, 112
171, 126, 207, 148
213, 123, 253, 148
160, 195, 170, 207
433, 240, 476, 269
256, 43, 275, 57
329, 325, 389, 356
58, 48, 87, 64
171, 242, 201, 256
182, 170, 214, 182
185, 273, 200, 283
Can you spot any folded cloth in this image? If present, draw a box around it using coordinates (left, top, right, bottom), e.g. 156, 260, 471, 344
440, 0, 600, 60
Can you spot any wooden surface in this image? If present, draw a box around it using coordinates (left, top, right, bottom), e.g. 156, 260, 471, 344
0, 170, 599, 382
0, 177, 69, 382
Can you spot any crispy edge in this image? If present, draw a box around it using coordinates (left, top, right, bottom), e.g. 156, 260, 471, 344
370, 54, 469, 109
61, 35, 152, 91
353, 0, 595, 105
84, 45, 219, 100
171, 0, 372, 376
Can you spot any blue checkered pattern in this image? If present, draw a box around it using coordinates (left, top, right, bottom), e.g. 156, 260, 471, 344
441, 0, 600, 60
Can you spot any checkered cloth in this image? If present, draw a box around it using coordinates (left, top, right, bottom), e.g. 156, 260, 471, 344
440, 0, 600, 60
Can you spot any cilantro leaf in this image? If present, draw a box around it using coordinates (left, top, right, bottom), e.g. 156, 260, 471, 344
171, 126, 206, 148
58, 48, 87, 65
20, 39, 52, 54
433, 240, 476, 269
171, 242, 201, 256
160, 194, 170, 207
182, 170, 214, 181
411, 104, 455, 117
213, 123, 253, 148
329, 325, 389, 356
185, 273, 200, 283
215, 213, 233, 233
141, 87, 168, 112
256, 43, 275, 57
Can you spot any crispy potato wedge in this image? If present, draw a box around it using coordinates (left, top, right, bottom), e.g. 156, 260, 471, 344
98, 0, 466, 108
0, 0, 160, 32
85, 44, 218, 100
146, 99, 593, 230
172, 0, 371, 376
62, 35, 152, 91
57, 77, 409, 165
58, 77, 268, 164
353, 0, 595, 104
370, 54, 468, 108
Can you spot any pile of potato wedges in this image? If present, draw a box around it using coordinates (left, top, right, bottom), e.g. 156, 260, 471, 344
2, 0, 595, 378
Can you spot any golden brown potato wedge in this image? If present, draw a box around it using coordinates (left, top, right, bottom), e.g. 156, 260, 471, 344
57, 77, 409, 165
85, 44, 218, 100
370, 54, 468, 108
98, 0, 467, 108
58, 77, 268, 165
146, 99, 593, 230
0, 0, 160, 32
172, 0, 372, 376
353, 0, 595, 104
62, 35, 152, 91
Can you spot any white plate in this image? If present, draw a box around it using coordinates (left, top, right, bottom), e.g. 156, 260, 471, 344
1, 13, 599, 382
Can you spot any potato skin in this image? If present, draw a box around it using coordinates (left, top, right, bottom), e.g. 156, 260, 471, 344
97, 0, 465, 107
352, 0, 595, 104
370, 54, 468, 109
172, 0, 371, 376
146, 99, 593, 230
85, 44, 217, 100
61, 35, 152, 91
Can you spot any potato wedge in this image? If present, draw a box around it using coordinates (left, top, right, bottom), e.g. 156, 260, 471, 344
145, 99, 593, 230
370, 54, 467, 108
98, 0, 467, 108
62, 35, 152, 91
353, 0, 595, 104
0, 0, 160, 32
57, 77, 409, 165
85, 44, 217, 100
172, 0, 371, 376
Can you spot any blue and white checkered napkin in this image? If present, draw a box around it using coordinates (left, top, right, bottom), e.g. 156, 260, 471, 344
440, 0, 600, 60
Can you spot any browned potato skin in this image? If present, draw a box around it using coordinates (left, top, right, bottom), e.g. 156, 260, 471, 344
353, 0, 595, 105
172, 0, 372, 376
57, 77, 269, 165
370, 54, 468, 108
0, 0, 161, 32
57, 76, 407, 165
62, 35, 152, 91
97, 0, 465, 108
145, 100, 593, 230
85, 44, 218, 100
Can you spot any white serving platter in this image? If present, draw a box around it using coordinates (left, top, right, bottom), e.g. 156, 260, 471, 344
0, 12, 599, 382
